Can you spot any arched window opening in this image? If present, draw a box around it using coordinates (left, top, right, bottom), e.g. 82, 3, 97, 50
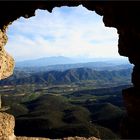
0, 5, 133, 139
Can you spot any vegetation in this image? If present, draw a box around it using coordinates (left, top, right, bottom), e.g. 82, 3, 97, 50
0, 67, 131, 86
0, 63, 132, 139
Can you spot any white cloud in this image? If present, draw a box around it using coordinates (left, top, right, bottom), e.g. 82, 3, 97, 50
5, 5, 119, 61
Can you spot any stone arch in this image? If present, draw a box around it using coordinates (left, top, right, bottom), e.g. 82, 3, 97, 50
0, 1, 140, 139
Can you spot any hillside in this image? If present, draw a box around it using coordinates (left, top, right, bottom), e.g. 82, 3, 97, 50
1, 76, 130, 139
0, 68, 132, 86
12, 94, 119, 139
2, 84, 129, 139
0, 61, 132, 139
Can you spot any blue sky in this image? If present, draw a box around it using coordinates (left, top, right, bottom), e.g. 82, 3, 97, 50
5, 5, 121, 61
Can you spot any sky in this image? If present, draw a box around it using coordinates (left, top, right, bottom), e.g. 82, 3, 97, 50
5, 5, 121, 61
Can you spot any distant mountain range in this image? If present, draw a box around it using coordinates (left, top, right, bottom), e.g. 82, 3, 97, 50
15, 56, 133, 73
16, 56, 74, 67
2, 57, 132, 86
16, 56, 131, 67
0, 67, 132, 85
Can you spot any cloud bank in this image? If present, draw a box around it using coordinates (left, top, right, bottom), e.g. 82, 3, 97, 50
5, 5, 119, 61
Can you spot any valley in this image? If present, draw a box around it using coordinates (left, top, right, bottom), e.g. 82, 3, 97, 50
0, 59, 133, 139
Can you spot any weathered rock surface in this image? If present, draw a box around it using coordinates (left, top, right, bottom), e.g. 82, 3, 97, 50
0, 112, 15, 140
0, 30, 14, 80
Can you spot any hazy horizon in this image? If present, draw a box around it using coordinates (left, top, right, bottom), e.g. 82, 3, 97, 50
5, 5, 121, 61
16, 55, 128, 62
15, 55, 129, 67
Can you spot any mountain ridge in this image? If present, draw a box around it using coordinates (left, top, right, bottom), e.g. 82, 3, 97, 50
16, 56, 130, 67
15, 60, 133, 74
0, 67, 132, 85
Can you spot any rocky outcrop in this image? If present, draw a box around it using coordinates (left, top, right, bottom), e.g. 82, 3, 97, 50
0, 29, 14, 80
0, 112, 15, 140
